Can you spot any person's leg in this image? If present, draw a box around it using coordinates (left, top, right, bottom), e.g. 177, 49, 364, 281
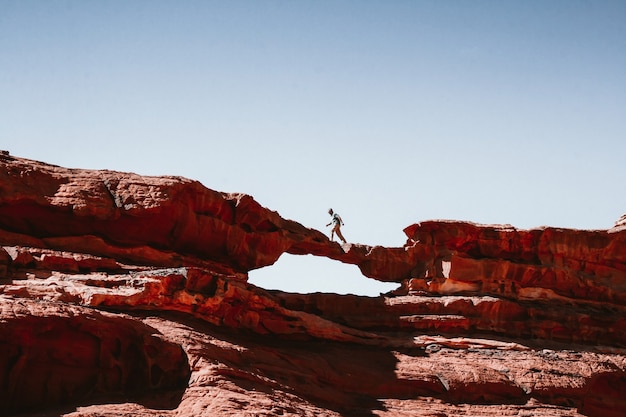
336, 227, 346, 243
330, 224, 336, 241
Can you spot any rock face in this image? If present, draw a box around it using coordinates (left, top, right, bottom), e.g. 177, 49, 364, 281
1, 153, 625, 417
0, 298, 190, 416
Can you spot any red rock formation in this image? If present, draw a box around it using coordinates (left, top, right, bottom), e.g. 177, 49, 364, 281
1, 152, 625, 416
0, 297, 190, 416
404, 221, 626, 306
0, 153, 434, 282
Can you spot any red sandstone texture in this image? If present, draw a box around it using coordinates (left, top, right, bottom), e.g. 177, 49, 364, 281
1, 152, 625, 417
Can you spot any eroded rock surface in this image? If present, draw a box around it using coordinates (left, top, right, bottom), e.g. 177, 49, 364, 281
0, 297, 190, 416
1, 153, 625, 416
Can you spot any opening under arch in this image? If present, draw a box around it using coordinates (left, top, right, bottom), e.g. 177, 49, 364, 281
248, 253, 399, 296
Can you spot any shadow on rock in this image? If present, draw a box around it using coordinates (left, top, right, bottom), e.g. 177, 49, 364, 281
0, 302, 190, 417
150, 312, 443, 417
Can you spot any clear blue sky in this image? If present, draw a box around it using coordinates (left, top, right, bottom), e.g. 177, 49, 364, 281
2, 1, 625, 295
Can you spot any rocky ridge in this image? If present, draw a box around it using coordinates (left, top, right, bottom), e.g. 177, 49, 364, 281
0, 152, 625, 416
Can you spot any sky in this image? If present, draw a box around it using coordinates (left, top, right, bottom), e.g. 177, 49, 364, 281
1, 1, 625, 296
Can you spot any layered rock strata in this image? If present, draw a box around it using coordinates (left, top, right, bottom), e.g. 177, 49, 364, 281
0, 153, 625, 416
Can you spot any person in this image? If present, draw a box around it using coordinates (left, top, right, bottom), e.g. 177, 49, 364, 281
326, 208, 347, 243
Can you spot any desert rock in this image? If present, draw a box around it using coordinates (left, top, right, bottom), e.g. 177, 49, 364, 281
1, 153, 625, 416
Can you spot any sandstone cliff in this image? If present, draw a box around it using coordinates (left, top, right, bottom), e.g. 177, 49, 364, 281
0, 152, 625, 417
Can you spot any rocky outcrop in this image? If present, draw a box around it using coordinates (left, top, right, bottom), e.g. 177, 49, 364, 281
1, 153, 625, 416
405, 221, 626, 304
0, 297, 190, 416
0, 152, 430, 281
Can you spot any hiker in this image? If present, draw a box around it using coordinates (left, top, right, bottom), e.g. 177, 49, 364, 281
326, 208, 347, 243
